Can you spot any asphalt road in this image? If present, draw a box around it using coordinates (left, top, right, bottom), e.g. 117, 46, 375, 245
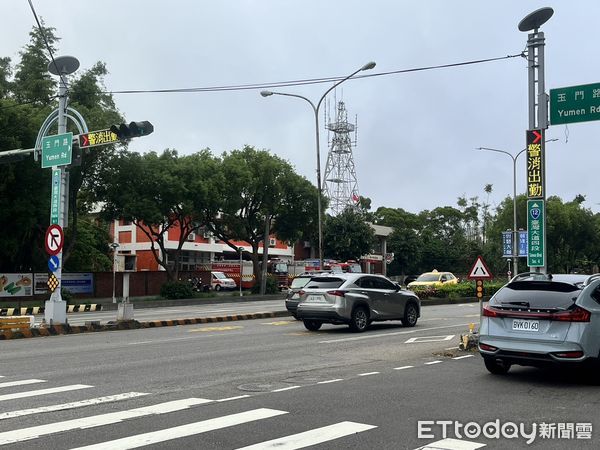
63, 298, 289, 325
1, 303, 598, 449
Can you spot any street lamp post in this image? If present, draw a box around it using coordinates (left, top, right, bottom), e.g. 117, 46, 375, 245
477, 139, 557, 276
477, 147, 525, 276
261, 61, 376, 269
110, 242, 120, 303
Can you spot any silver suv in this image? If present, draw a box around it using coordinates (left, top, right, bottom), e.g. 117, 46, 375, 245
479, 272, 600, 374
296, 273, 420, 332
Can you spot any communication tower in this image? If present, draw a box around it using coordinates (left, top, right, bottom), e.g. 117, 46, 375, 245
323, 100, 360, 215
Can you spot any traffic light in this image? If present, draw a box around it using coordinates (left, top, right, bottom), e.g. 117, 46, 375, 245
110, 121, 154, 140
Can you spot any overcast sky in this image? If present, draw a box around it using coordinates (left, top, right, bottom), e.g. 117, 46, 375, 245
2, 1, 600, 215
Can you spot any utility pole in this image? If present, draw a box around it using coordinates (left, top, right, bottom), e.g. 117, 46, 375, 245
519, 7, 553, 274
44, 56, 80, 325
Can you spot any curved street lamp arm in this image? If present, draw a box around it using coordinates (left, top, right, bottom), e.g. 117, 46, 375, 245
316, 61, 375, 112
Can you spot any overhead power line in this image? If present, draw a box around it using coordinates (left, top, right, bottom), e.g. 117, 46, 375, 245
107, 53, 523, 95
26, 0, 67, 90
1, 52, 522, 109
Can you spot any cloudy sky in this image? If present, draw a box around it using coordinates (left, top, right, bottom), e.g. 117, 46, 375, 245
2, 1, 600, 215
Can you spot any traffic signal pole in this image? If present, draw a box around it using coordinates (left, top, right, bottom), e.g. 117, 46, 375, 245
45, 57, 80, 325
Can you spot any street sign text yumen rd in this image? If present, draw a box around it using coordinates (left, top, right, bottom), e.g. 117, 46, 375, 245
550, 82, 600, 125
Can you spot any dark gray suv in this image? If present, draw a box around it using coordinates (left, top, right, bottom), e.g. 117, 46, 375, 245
296, 273, 420, 332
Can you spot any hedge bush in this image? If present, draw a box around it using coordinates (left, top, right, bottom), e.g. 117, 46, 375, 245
251, 275, 279, 295
409, 281, 505, 300
160, 281, 194, 299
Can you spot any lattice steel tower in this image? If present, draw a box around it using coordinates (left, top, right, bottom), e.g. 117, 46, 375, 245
323, 100, 360, 215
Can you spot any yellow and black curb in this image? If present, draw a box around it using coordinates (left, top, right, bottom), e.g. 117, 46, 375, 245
0, 310, 290, 340
0, 304, 102, 316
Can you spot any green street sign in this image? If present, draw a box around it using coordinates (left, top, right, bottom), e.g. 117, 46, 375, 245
550, 82, 600, 125
41, 132, 73, 168
527, 200, 545, 267
50, 169, 61, 224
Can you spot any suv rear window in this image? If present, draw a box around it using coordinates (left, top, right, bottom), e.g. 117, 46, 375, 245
491, 281, 582, 309
304, 277, 345, 289
290, 277, 311, 289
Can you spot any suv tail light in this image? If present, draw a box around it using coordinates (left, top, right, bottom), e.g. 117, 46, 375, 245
327, 290, 346, 297
552, 351, 584, 359
482, 305, 499, 317
482, 304, 590, 322
298, 290, 305, 296
479, 343, 498, 352
552, 306, 591, 322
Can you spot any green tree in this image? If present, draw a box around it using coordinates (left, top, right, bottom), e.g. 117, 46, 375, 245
371, 206, 423, 276
13, 22, 57, 105
323, 208, 376, 261
546, 195, 599, 273
0, 25, 122, 272
418, 206, 478, 275
203, 146, 318, 288
63, 217, 112, 272
98, 150, 202, 281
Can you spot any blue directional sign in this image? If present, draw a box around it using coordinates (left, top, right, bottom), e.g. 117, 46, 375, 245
48, 255, 60, 272
518, 230, 528, 257
502, 231, 512, 258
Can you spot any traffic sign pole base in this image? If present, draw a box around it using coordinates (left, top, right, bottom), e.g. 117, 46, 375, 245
117, 302, 134, 321
44, 300, 67, 325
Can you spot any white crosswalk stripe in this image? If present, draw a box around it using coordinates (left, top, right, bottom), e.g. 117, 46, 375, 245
0, 384, 92, 402
237, 421, 377, 449
0, 397, 212, 445
0, 377, 378, 448
0, 392, 150, 420
415, 438, 486, 449
0, 378, 45, 388
70, 408, 288, 450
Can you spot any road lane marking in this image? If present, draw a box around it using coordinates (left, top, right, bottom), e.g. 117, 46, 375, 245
0, 398, 213, 445
317, 379, 343, 384
452, 355, 475, 360
0, 392, 149, 420
217, 395, 250, 402
272, 386, 301, 392
415, 437, 486, 449
319, 323, 472, 344
71, 408, 288, 450
188, 325, 244, 333
0, 379, 45, 389
393, 366, 414, 370
237, 421, 377, 449
261, 321, 294, 326
405, 335, 454, 344
0, 384, 92, 402
128, 336, 214, 345
358, 372, 380, 377
425, 361, 442, 365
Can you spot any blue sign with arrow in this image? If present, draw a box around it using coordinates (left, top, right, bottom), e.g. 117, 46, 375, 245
48, 255, 60, 272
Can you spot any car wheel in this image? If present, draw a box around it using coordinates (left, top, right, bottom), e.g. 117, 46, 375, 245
484, 357, 511, 375
402, 302, 418, 327
214, 285, 221, 291
303, 320, 322, 331
349, 306, 369, 332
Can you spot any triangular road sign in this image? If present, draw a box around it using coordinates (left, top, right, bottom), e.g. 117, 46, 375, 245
467, 256, 493, 280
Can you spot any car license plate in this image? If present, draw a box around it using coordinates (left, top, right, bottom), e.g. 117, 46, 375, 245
512, 319, 539, 332
306, 294, 325, 303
